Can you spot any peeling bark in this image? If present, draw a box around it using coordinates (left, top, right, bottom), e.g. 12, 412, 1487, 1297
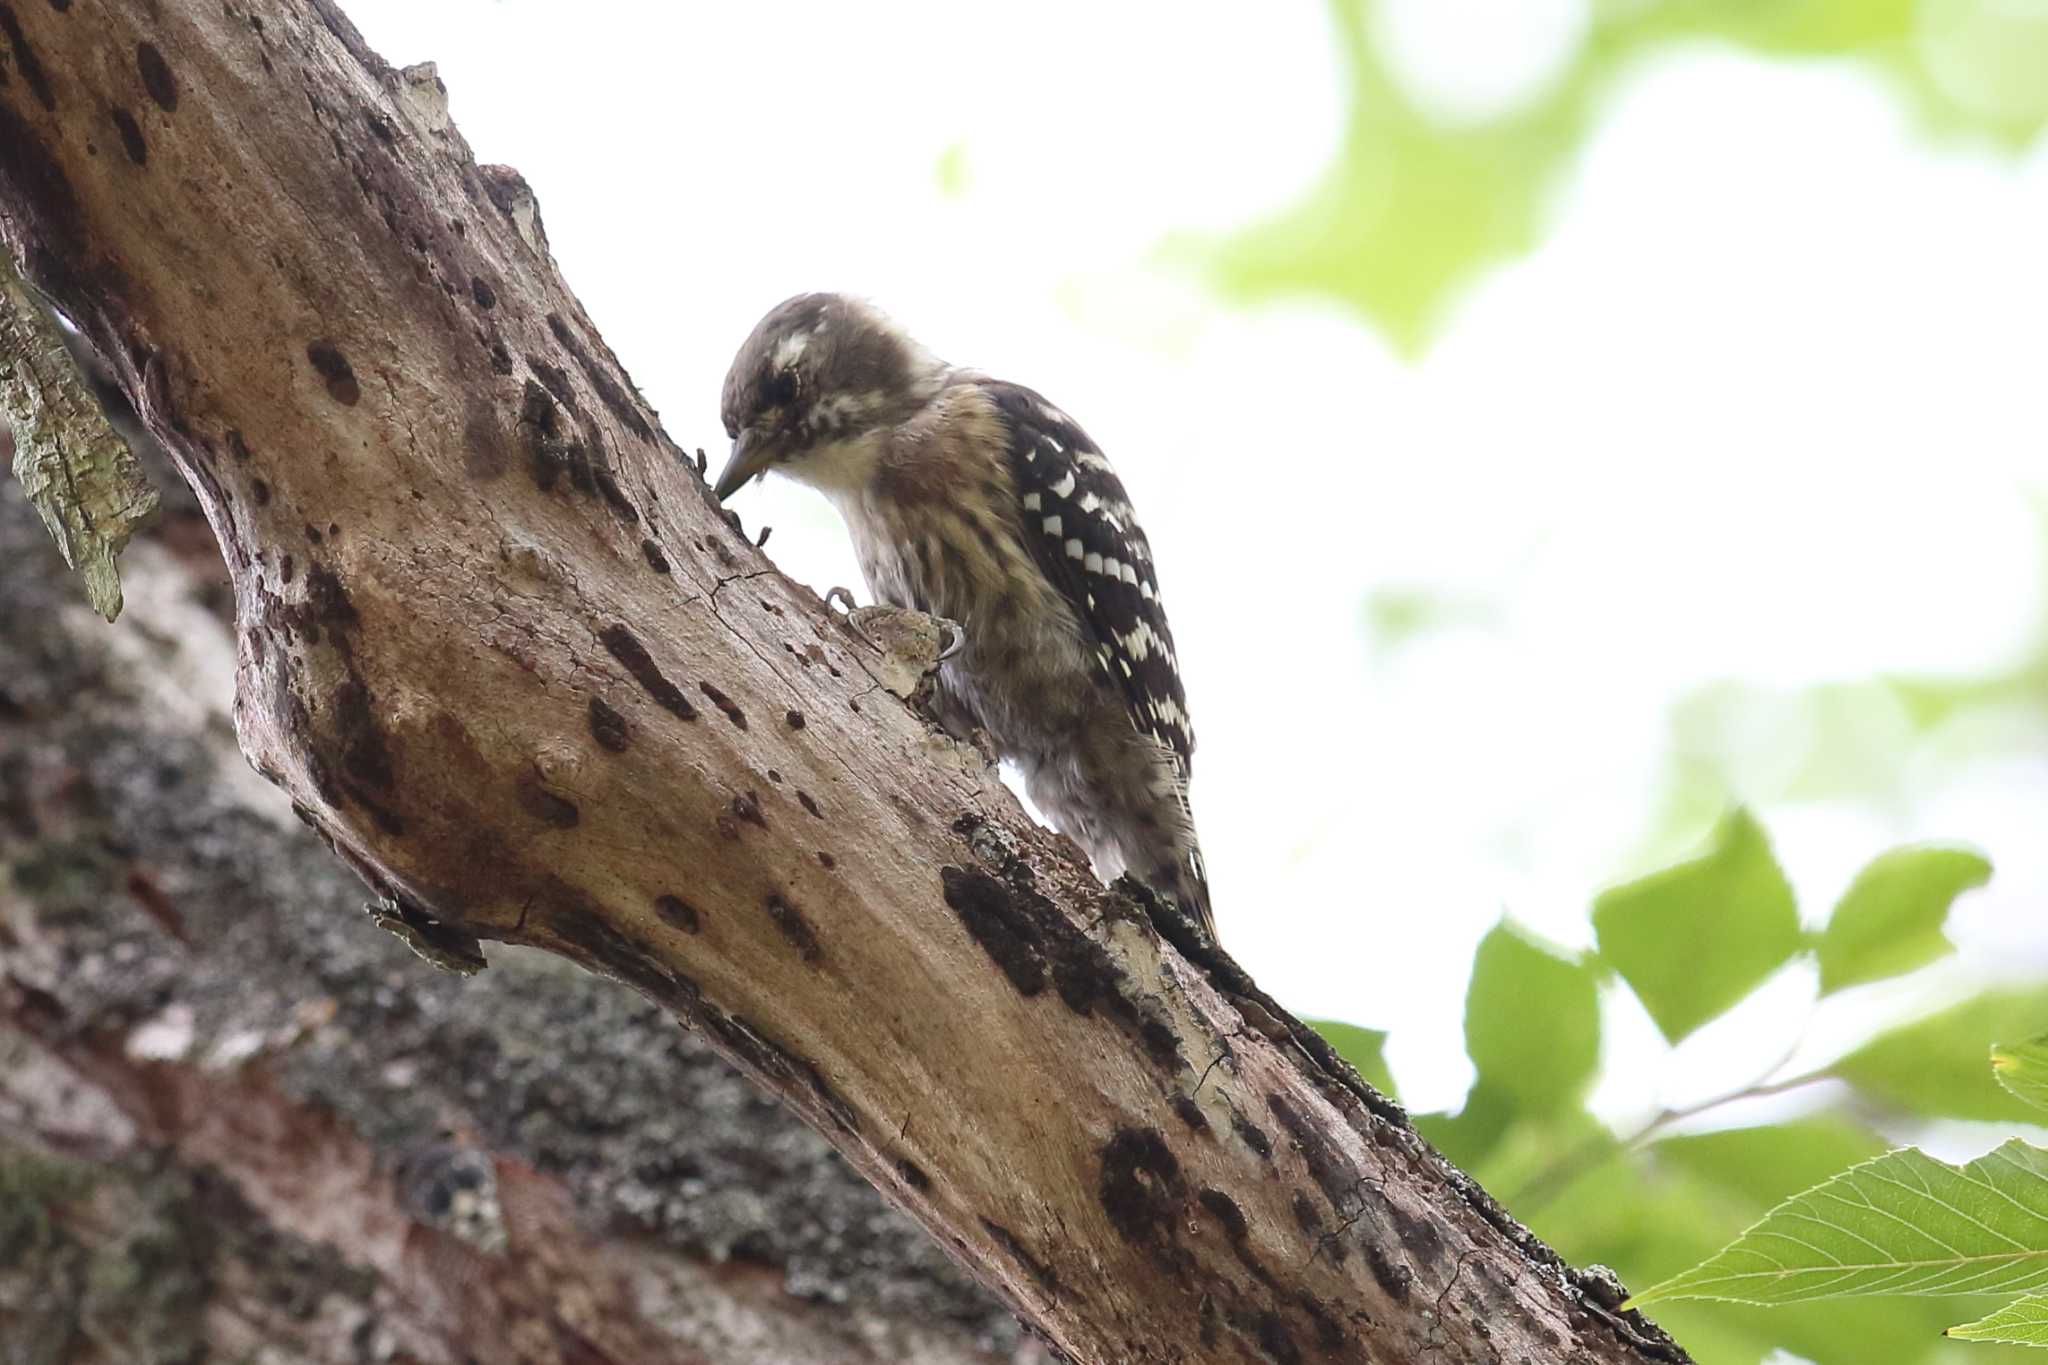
0, 4, 1690, 1361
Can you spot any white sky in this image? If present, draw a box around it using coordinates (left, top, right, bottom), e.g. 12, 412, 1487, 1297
348, 2, 2048, 1122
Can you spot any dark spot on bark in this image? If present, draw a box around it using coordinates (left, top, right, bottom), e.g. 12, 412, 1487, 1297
765, 769, 782, 785
1385, 1198, 1445, 1278
653, 893, 700, 934
639, 539, 669, 573
488, 339, 513, 374
1267, 1094, 1356, 1216
518, 380, 565, 490
135, 40, 177, 111
796, 790, 821, 818
251, 477, 271, 506
331, 679, 392, 789
1363, 1242, 1411, 1302
700, 682, 746, 728
227, 429, 252, 461
279, 553, 296, 584
1232, 1112, 1273, 1162
731, 791, 766, 828
1291, 1191, 1323, 1238
715, 814, 740, 841
784, 709, 805, 730
0, 4, 55, 109
1099, 1127, 1187, 1258
302, 564, 357, 630
519, 780, 579, 829
46, 0, 70, 12
981, 1219, 1061, 1297
764, 893, 821, 963
1172, 1095, 1208, 1132
545, 311, 654, 443
304, 524, 323, 544
529, 357, 576, 409
939, 865, 1182, 1070
587, 696, 629, 752
306, 341, 360, 405
462, 398, 506, 480
941, 865, 1044, 996
469, 274, 496, 308
1253, 1314, 1301, 1365
896, 1158, 930, 1192
1200, 1188, 1278, 1291
1198, 1187, 1247, 1241
816, 850, 835, 870
600, 624, 696, 721
111, 108, 147, 164
592, 466, 638, 522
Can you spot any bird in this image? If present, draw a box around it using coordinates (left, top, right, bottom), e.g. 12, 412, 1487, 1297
714, 293, 1212, 939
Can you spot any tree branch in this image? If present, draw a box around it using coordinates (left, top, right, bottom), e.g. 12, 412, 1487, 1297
0, 4, 1687, 1360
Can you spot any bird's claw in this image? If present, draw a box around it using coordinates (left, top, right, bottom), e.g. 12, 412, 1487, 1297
936, 620, 967, 663
824, 586, 858, 616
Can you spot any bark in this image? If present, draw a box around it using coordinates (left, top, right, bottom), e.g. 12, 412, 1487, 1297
0, 473, 1046, 1363
0, 4, 1689, 1362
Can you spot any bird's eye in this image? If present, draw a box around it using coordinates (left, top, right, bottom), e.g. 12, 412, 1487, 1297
758, 369, 797, 411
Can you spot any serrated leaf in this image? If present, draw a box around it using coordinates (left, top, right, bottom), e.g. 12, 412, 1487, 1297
1838, 988, 2048, 1122
1308, 1019, 1397, 1100
1994, 1035, 2048, 1117
1630, 1140, 2048, 1308
1948, 1294, 2048, 1347
1816, 846, 1989, 994
1592, 810, 1802, 1042
1463, 920, 1600, 1113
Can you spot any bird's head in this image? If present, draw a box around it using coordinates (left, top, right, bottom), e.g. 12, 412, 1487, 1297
714, 292, 945, 500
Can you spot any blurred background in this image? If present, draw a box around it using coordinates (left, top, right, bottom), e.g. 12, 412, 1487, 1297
322, 3, 2048, 1361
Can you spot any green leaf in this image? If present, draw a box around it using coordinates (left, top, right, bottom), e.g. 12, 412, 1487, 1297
1308, 1019, 1397, 1101
1837, 988, 2048, 1122
1630, 1140, 2048, 1308
1948, 1294, 2048, 1347
1816, 846, 1990, 994
1522, 1121, 1986, 1365
1592, 810, 1801, 1043
1994, 1035, 2048, 1117
1463, 920, 1600, 1113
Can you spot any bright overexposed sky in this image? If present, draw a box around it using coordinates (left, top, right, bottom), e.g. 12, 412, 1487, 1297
346, 2, 2048, 1121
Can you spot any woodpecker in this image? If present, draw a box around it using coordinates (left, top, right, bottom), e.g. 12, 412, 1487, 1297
715, 294, 1212, 938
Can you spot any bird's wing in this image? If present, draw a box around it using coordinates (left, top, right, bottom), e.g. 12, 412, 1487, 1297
981, 381, 1194, 770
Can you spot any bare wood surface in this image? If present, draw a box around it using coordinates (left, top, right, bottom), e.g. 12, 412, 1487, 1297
0, 4, 1688, 1361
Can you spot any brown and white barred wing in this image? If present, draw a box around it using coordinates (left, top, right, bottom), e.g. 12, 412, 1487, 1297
980, 382, 1194, 771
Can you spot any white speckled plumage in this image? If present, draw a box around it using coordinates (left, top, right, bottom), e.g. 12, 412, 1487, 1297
717, 293, 1211, 935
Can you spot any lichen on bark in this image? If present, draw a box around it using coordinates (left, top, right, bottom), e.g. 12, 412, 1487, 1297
0, 261, 157, 622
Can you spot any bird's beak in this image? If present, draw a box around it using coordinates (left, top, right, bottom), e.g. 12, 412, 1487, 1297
713, 428, 773, 502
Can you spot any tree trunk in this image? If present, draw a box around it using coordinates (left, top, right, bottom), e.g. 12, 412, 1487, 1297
0, 4, 1687, 1361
